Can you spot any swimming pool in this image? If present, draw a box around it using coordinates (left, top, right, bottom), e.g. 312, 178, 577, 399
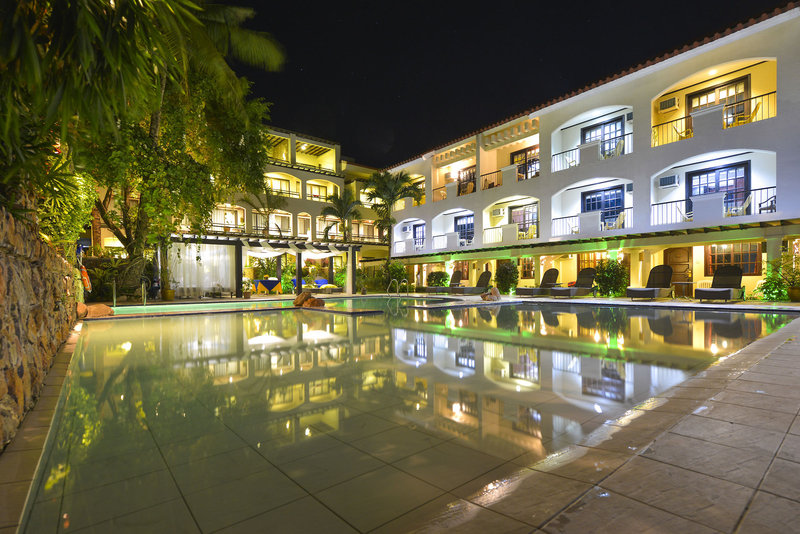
22, 303, 796, 532
110, 296, 458, 316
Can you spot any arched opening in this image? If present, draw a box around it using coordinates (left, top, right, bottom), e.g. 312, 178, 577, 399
550, 105, 633, 171
551, 177, 633, 236
482, 195, 540, 244
431, 208, 475, 249
394, 217, 426, 254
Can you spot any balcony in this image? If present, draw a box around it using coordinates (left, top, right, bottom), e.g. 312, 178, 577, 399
552, 148, 579, 173
552, 208, 632, 237
481, 170, 502, 190
516, 158, 540, 181
483, 222, 539, 245
722, 92, 776, 130
266, 156, 343, 177
650, 186, 776, 226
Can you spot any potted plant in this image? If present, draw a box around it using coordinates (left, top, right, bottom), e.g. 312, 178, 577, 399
771, 253, 800, 301
241, 276, 253, 299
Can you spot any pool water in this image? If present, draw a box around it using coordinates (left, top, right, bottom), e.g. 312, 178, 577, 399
23, 304, 795, 532
111, 296, 456, 315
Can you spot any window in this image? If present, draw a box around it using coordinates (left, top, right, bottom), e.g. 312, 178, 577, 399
456, 343, 476, 369
705, 242, 762, 276
510, 351, 538, 382
519, 257, 535, 279
307, 184, 327, 200
414, 334, 427, 360
688, 76, 748, 119
453, 260, 469, 280
582, 186, 624, 227
413, 223, 425, 249
298, 215, 311, 236
510, 203, 538, 234
457, 166, 476, 195
511, 146, 540, 180
268, 178, 291, 194
581, 117, 623, 157
454, 215, 474, 244
577, 252, 606, 271
687, 162, 750, 215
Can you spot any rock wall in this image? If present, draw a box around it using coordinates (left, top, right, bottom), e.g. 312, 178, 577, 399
0, 203, 76, 448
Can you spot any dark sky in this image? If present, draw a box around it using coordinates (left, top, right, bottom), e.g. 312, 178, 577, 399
234, 0, 790, 168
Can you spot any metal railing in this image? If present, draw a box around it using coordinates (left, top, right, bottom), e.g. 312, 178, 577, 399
517, 222, 539, 240
599, 132, 633, 159
433, 235, 447, 249
650, 199, 691, 226
414, 237, 425, 251
724, 186, 776, 217
272, 189, 300, 198
551, 148, 580, 172
394, 241, 406, 254
651, 116, 693, 147
481, 170, 502, 190
306, 192, 331, 202
433, 186, 447, 202
602, 207, 632, 231
517, 159, 540, 181
209, 222, 245, 233
266, 157, 344, 177
552, 215, 580, 237
483, 227, 502, 244
457, 178, 477, 196
722, 92, 776, 129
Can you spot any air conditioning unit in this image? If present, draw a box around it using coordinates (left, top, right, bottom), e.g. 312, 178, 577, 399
658, 175, 679, 189
491, 208, 506, 218
401, 225, 411, 233
658, 97, 679, 113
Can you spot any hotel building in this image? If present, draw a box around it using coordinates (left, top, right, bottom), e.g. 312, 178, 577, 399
387, 7, 800, 296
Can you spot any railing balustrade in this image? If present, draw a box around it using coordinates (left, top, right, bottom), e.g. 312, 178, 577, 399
552, 215, 579, 237
414, 238, 425, 251
274, 190, 301, 198
457, 177, 477, 196
394, 241, 406, 254
651, 116, 693, 147
651, 199, 691, 226
481, 170, 502, 190
483, 227, 502, 244
551, 149, 580, 172
517, 222, 539, 240
433, 186, 447, 202
722, 92, 776, 129
724, 186, 777, 217
209, 222, 245, 233
433, 235, 447, 249
603, 207, 632, 231
599, 132, 633, 159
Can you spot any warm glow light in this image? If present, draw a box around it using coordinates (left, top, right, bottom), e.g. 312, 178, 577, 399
121, 341, 132, 352
593, 331, 601, 343
304, 427, 311, 436
286, 421, 290, 429
228, 376, 233, 383
120, 394, 124, 401
710, 343, 719, 355
594, 403, 603, 414
708, 69, 718, 75
452, 403, 462, 414
415, 403, 420, 410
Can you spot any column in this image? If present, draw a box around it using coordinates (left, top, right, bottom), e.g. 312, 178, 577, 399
296, 251, 303, 295
289, 133, 297, 165
235, 241, 243, 298
276, 254, 282, 279
328, 256, 335, 284
766, 236, 782, 264
346, 246, 357, 294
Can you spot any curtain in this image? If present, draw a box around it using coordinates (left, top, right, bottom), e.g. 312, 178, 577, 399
168, 243, 234, 298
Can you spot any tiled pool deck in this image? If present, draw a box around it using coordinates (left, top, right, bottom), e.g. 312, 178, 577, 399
2, 297, 800, 533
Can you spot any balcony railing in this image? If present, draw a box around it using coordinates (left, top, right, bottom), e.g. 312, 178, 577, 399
651, 116, 693, 147
483, 227, 502, 244
350, 234, 382, 243
481, 170, 502, 190
603, 207, 632, 230
414, 238, 425, 251
517, 159, 540, 181
266, 156, 343, 177
273, 189, 301, 198
307, 192, 331, 202
552, 215, 579, 237
394, 242, 406, 254
724, 186, 776, 217
517, 222, 539, 240
209, 222, 245, 234
457, 178, 477, 196
722, 92, 776, 129
433, 186, 447, 202
433, 235, 447, 249
651, 199, 691, 226
599, 132, 633, 159
552, 149, 580, 172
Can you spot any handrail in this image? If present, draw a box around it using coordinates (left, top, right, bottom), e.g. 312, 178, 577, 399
401, 278, 409, 297
387, 278, 399, 296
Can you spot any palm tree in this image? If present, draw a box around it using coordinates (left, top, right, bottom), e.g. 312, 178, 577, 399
320, 189, 362, 241
363, 171, 424, 244
241, 184, 289, 236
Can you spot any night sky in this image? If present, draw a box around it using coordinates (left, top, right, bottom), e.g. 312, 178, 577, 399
233, 0, 790, 168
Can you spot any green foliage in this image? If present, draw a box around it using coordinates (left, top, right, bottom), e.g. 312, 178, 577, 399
595, 259, 630, 297
250, 257, 277, 279
383, 261, 407, 287
334, 270, 347, 288
770, 253, 800, 288
241, 277, 252, 292
319, 189, 362, 241
753, 264, 788, 301
37, 172, 96, 260
495, 262, 519, 294
363, 171, 424, 244
426, 271, 449, 287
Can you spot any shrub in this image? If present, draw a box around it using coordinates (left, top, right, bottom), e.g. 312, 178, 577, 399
595, 259, 629, 297
426, 271, 449, 287
495, 261, 519, 294
753, 264, 787, 301
383, 260, 407, 287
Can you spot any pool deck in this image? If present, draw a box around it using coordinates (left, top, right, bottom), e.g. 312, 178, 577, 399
2, 300, 800, 532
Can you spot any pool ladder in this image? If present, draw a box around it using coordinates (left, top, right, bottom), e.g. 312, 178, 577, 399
387, 279, 409, 298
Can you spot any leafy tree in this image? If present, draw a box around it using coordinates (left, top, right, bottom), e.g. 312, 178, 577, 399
363, 171, 423, 246
320, 189, 362, 241
426, 271, 449, 287
36, 172, 96, 260
595, 259, 630, 297
495, 261, 519, 294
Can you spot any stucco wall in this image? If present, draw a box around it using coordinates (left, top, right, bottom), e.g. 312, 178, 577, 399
0, 203, 76, 448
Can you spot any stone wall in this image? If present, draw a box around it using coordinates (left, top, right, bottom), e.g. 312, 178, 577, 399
0, 203, 76, 448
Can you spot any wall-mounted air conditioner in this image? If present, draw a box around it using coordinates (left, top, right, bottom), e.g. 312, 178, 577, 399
658, 97, 679, 113
401, 225, 411, 233
658, 175, 679, 189
491, 208, 506, 218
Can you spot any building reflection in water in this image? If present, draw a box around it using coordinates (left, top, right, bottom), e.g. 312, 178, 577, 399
74, 304, 791, 460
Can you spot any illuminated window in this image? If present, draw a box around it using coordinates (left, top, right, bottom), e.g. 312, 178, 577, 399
688, 76, 748, 115
581, 117, 623, 157
510, 204, 538, 234
519, 257, 535, 279
511, 146, 540, 180
688, 162, 750, 215
454, 215, 474, 244
582, 186, 624, 227
453, 260, 469, 280
705, 242, 762, 276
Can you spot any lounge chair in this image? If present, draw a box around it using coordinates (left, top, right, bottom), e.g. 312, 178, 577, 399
550, 268, 597, 298
626, 265, 673, 300
425, 270, 462, 294
694, 265, 744, 302
451, 270, 492, 295
517, 268, 559, 297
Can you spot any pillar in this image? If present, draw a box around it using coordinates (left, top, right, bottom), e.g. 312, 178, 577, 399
296, 251, 303, 295
328, 256, 335, 284
346, 246, 356, 294
289, 133, 297, 165
766, 236, 782, 264
276, 254, 282, 279
235, 241, 243, 298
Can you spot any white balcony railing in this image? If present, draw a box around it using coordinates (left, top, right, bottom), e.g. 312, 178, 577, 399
433, 235, 447, 250
483, 227, 502, 244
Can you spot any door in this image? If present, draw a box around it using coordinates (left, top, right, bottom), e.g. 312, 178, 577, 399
664, 247, 692, 297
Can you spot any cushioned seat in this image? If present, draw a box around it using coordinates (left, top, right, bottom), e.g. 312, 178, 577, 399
694, 265, 744, 302
550, 268, 597, 298
450, 271, 492, 295
517, 268, 559, 297
626, 265, 673, 300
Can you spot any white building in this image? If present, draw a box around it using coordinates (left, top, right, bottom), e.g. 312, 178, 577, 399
388, 7, 800, 295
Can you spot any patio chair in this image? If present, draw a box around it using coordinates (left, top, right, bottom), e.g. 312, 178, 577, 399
626, 265, 673, 300
450, 270, 492, 295
425, 270, 461, 294
517, 268, 559, 297
694, 265, 744, 302
550, 268, 598, 298
725, 194, 752, 217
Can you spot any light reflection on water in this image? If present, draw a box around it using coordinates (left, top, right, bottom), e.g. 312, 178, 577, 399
23, 304, 793, 532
